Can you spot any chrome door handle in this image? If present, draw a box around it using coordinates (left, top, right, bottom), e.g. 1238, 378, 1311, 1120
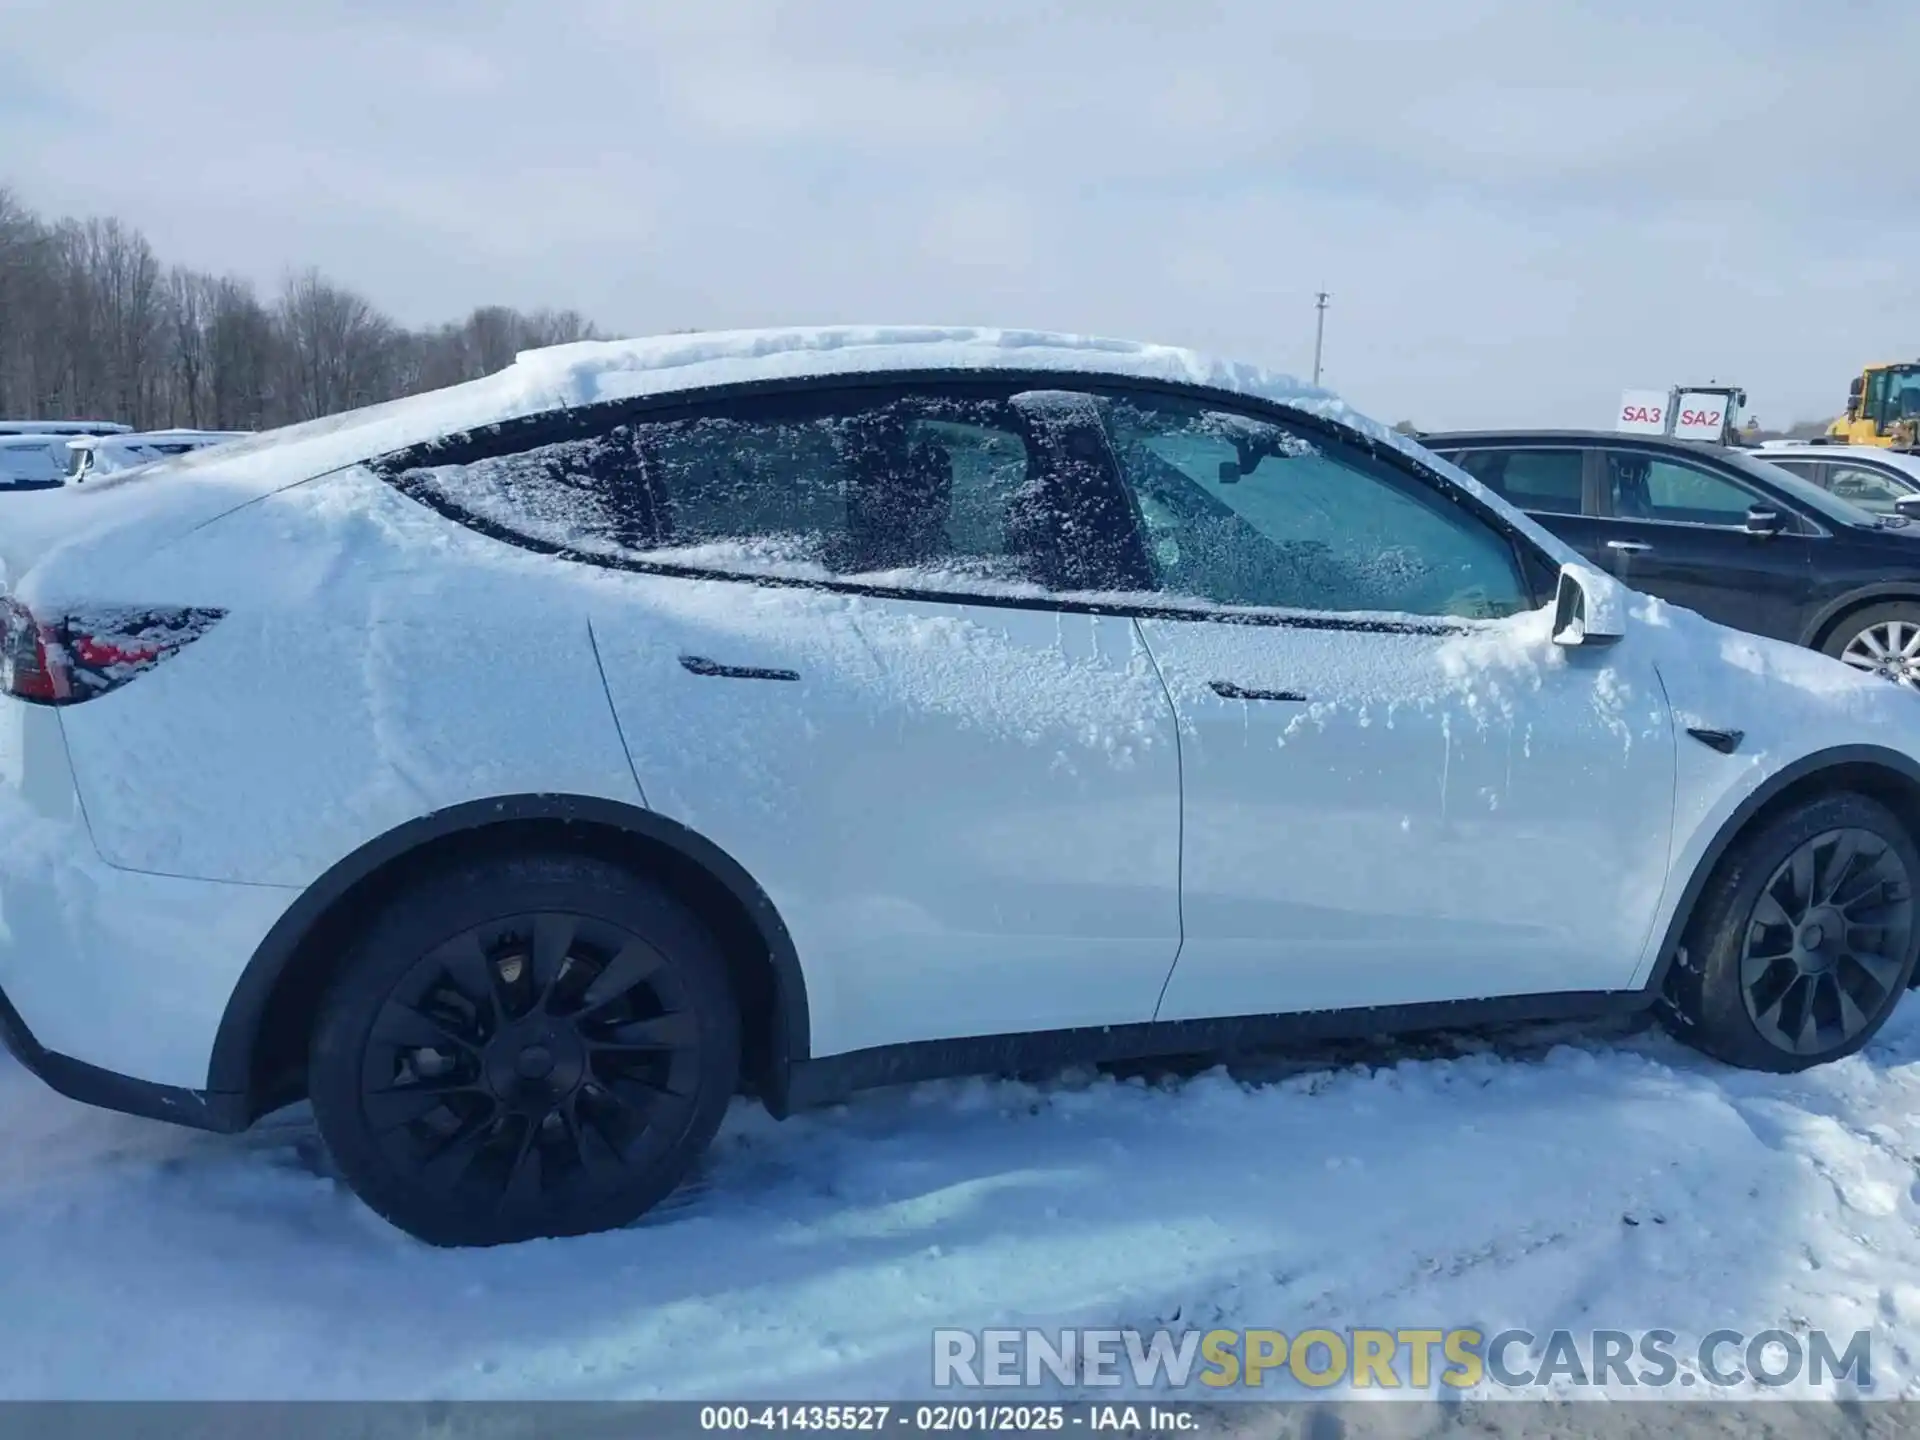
1606, 540, 1652, 554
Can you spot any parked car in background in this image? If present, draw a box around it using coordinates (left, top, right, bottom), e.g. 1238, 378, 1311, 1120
0, 434, 73, 491
1423, 429, 1920, 689
65, 429, 250, 482
9, 328, 1920, 1247
1754, 443, 1920, 519
0, 420, 129, 438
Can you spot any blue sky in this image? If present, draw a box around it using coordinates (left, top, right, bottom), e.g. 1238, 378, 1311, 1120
2, 0, 1915, 429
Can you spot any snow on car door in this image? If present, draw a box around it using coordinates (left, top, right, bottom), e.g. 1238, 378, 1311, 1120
1093, 388, 1677, 1019
577, 384, 1183, 1060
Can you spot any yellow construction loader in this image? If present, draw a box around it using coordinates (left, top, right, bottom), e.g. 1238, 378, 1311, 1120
1827, 362, 1920, 449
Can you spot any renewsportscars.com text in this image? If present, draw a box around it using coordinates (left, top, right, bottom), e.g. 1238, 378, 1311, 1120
932, 1326, 1873, 1392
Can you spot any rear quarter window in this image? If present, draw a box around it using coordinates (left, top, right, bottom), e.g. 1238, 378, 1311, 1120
376, 390, 1086, 593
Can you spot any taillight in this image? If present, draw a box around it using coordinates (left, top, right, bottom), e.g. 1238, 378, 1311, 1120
0, 598, 224, 705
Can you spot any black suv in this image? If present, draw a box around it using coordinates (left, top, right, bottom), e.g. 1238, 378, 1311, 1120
1421, 430, 1920, 688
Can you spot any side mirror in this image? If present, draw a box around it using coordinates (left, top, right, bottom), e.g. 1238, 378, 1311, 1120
1745, 506, 1783, 535
1552, 564, 1626, 648
1895, 494, 1920, 519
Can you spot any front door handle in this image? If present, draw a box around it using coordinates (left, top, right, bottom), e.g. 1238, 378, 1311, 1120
1210, 680, 1308, 703
1606, 539, 1652, 554
680, 654, 801, 682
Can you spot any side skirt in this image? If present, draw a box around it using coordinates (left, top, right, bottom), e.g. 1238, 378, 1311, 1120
0, 988, 248, 1133
776, 987, 1657, 1117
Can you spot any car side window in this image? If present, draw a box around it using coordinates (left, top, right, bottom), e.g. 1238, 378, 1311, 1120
1097, 391, 1531, 620
1766, 458, 1819, 482
384, 388, 1126, 594
1825, 464, 1910, 514
1446, 448, 1586, 516
1605, 451, 1764, 526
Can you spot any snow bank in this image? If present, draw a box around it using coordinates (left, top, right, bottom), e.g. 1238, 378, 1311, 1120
5, 1009, 1920, 1405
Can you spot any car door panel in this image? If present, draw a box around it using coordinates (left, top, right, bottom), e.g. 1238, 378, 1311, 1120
1593, 448, 1815, 641
1095, 394, 1677, 1019
1136, 617, 1676, 1018
593, 582, 1182, 1059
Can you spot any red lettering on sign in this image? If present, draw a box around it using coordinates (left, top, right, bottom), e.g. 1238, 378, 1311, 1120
1621, 405, 1663, 425
1680, 409, 1722, 427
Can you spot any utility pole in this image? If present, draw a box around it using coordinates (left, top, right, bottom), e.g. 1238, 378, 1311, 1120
1312, 290, 1330, 387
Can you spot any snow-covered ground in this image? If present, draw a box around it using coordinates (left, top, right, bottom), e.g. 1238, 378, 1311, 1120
7, 1002, 1920, 1409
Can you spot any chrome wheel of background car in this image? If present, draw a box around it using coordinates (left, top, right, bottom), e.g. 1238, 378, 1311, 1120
362, 912, 705, 1223
1840, 621, 1920, 688
1739, 827, 1914, 1056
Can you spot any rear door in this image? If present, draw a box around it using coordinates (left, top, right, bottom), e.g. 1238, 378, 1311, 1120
1588, 444, 1817, 640
1442, 445, 1607, 563
541, 382, 1185, 1059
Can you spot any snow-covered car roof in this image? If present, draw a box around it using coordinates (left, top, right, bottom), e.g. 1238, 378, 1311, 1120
1755, 443, 1920, 478
97, 326, 1572, 559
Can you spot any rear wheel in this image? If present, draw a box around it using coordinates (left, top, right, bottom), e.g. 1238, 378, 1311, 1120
1664, 792, 1919, 1072
1822, 602, 1920, 689
309, 853, 740, 1246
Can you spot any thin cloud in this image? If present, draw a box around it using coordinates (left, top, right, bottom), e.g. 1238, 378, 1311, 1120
2, 0, 1914, 427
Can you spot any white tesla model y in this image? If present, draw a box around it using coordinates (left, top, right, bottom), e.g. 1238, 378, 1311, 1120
4, 327, 1920, 1245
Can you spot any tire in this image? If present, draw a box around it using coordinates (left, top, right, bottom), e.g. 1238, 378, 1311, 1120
1663, 791, 1919, 1073
309, 852, 740, 1246
1820, 602, 1920, 689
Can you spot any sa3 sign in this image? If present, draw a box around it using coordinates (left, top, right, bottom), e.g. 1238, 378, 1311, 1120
1617, 390, 1668, 435
1672, 393, 1727, 441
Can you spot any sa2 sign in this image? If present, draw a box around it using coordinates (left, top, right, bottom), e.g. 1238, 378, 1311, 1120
1672, 393, 1730, 441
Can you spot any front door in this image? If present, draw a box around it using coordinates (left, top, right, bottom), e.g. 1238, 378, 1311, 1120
1591, 446, 1816, 641
1090, 387, 1678, 1019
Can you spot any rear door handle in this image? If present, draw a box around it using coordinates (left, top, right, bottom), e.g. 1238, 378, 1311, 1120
1210, 680, 1308, 703
679, 654, 801, 682
1606, 540, 1652, 554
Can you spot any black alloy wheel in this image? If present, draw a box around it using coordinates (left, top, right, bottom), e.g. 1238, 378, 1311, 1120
310, 854, 739, 1246
1664, 791, 1920, 1072
1737, 828, 1914, 1055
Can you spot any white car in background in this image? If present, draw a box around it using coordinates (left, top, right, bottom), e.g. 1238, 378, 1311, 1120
5, 327, 1920, 1247
0, 434, 74, 491
1757, 443, 1920, 517
0, 420, 129, 438
65, 429, 250, 482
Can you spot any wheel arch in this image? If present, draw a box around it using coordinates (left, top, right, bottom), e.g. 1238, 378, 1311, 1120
1643, 742, 1920, 993
1799, 586, 1920, 651
207, 793, 811, 1122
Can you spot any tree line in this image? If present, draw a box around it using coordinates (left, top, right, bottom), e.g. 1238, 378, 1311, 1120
0, 185, 604, 433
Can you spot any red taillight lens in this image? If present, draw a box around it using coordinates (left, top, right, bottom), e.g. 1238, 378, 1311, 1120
0, 598, 224, 705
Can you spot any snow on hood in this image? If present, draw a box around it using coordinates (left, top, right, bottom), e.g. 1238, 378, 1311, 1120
8, 326, 1585, 594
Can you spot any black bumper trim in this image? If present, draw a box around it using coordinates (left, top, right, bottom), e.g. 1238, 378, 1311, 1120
0, 984, 247, 1133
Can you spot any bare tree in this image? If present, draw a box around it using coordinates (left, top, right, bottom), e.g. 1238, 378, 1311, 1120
275, 268, 398, 420
0, 188, 616, 430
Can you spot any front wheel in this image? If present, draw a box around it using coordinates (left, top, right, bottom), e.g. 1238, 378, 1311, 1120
1663, 792, 1919, 1072
1822, 602, 1920, 689
309, 853, 740, 1246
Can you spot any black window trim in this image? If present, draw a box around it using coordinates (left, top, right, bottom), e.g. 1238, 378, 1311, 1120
371, 368, 1559, 637
1588, 442, 1827, 536
1823, 456, 1920, 496
1429, 443, 1599, 521
1437, 438, 1831, 539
